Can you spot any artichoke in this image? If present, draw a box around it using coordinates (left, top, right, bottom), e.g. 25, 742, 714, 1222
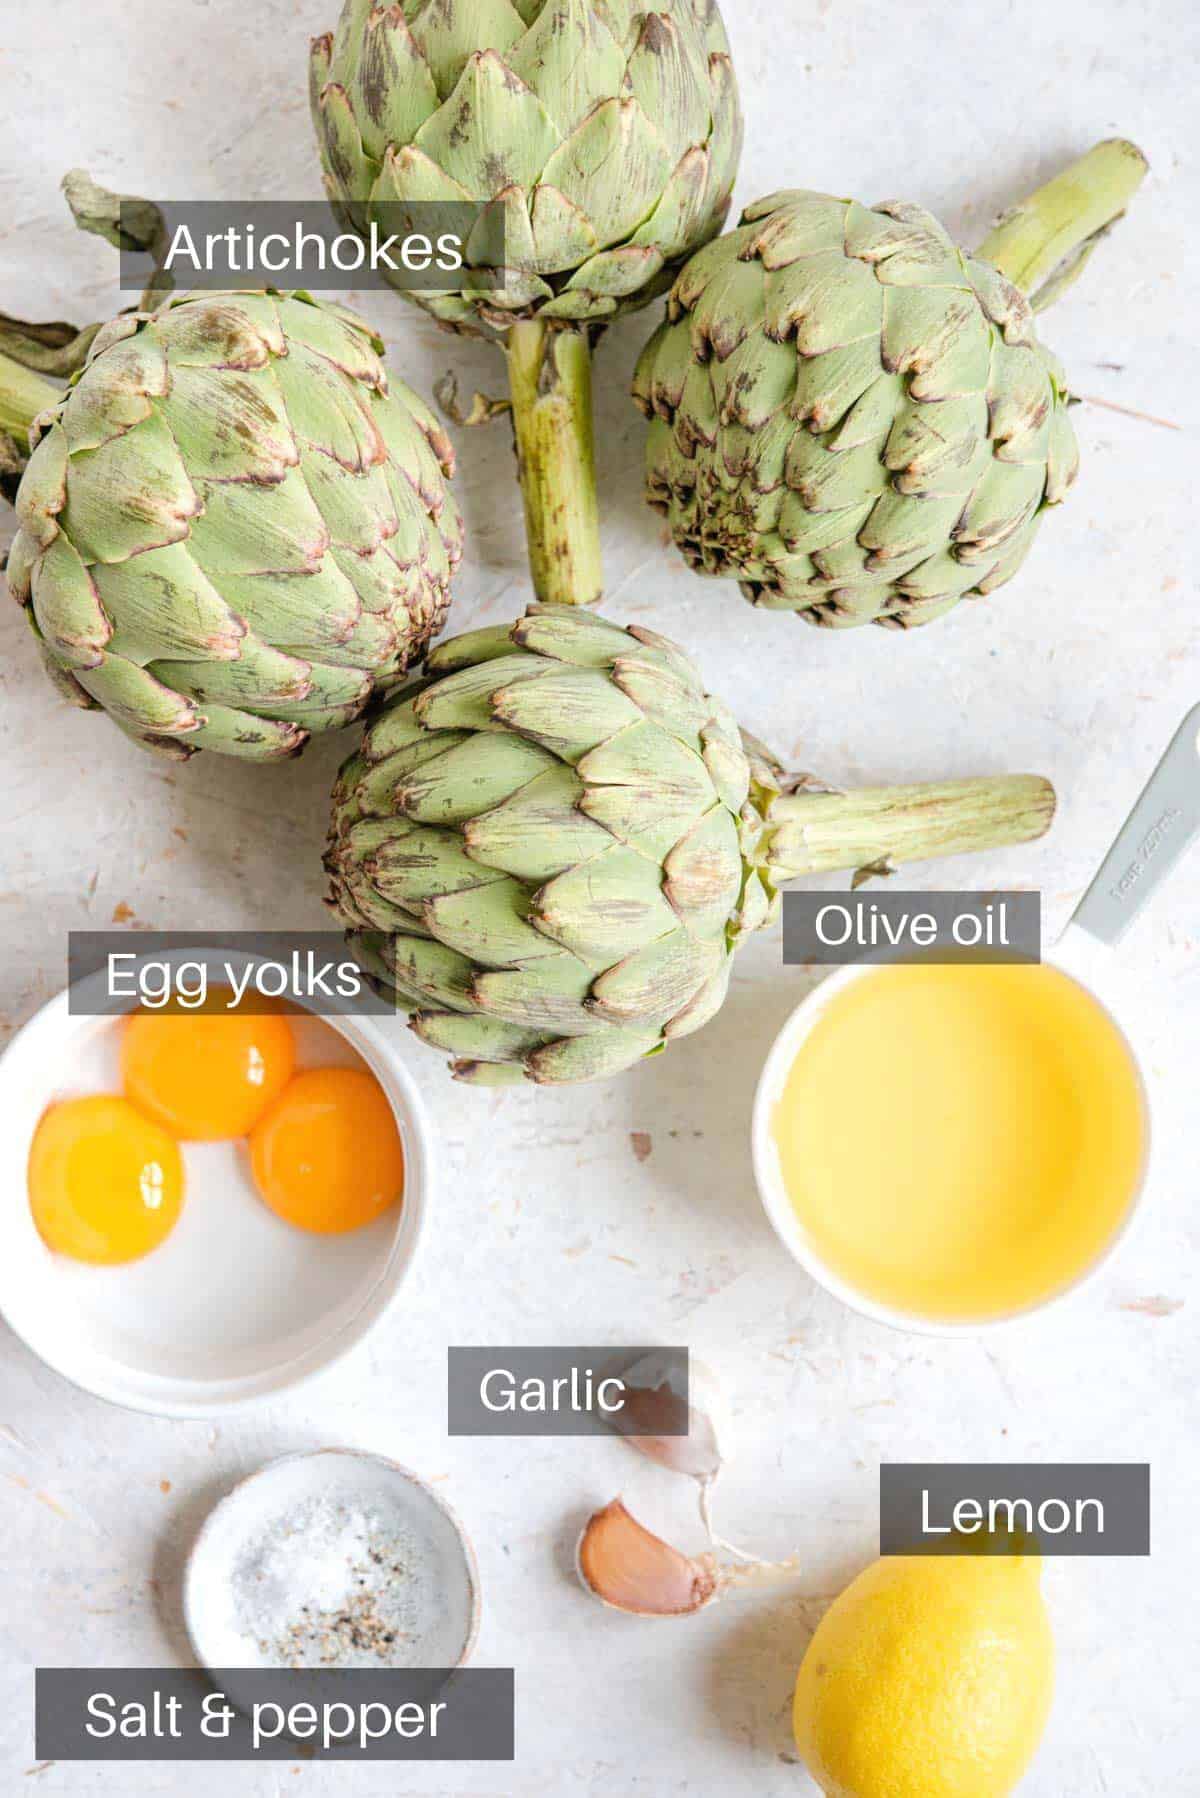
326, 603, 1055, 1085
6, 291, 463, 760
310, 0, 743, 606
633, 140, 1147, 628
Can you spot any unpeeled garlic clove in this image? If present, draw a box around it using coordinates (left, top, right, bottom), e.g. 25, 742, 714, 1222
576, 1498, 719, 1617
605, 1351, 729, 1484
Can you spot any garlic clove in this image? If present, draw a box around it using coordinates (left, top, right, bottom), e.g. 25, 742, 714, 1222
605, 1351, 729, 1484
576, 1499, 719, 1617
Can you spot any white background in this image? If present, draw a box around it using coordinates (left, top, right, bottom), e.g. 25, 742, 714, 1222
2, 1, 1199, 1791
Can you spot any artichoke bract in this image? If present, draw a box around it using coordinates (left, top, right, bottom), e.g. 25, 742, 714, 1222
7, 292, 463, 760
634, 140, 1147, 629
326, 603, 1055, 1086
310, 0, 742, 607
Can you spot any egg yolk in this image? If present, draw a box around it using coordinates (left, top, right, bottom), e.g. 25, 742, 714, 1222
121, 987, 295, 1140
28, 1095, 185, 1265
249, 1067, 404, 1235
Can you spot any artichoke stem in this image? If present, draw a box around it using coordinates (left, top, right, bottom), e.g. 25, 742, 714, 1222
763, 776, 1056, 882
506, 318, 602, 606
0, 350, 60, 459
977, 139, 1148, 311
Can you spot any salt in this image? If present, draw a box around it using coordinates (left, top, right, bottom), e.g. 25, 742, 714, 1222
230, 1490, 440, 1670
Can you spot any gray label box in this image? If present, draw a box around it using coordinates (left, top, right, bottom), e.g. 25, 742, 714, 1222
447, 1346, 689, 1437
782, 891, 1041, 965
880, 1464, 1151, 1556
117, 200, 498, 293
35, 1668, 513, 1761
67, 931, 390, 1015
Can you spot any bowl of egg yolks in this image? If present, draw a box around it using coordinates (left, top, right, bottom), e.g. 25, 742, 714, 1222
0, 962, 431, 1415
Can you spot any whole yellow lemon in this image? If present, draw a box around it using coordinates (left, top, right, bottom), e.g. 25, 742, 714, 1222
793, 1547, 1054, 1797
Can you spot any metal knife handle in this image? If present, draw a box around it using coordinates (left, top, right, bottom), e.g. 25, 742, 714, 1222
1072, 704, 1200, 946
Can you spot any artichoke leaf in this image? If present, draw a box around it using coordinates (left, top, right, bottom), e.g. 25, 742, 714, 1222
90, 542, 245, 663
859, 487, 970, 567
372, 822, 507, 903
987, 340, 1055, 462
538, 96, 672, 253
60, 411, 200, 566
513, 603, 634, 666
157, 639, 314, 708
12, 426, 69, 548
741, 193, 847, 265
764, 250, 884, 357
463, 764, 613, 881
272, 344, 385, 474
588, 929, 722, 1025
953, 458, 1047, 557
882, 284, 992, 399
507, 0, 626, 139
707, 327, 795, 432
492, 664, 644, 762
624, 12, 709, 155
527, 183, 600, 274
413, 50, 562, 197
59, 336, 167, 452
211, 559, 360, 651
790, 337, 883, 432
610, 652, 709, 743
316, 83, 378, 214
351, 5, 440, 157
427, 622, 522, 674
531, 841, 680, 962
412, 1009, 545, 1061
473, 949, 599, 1030
187, 464, 328, 575
397, 730, 556, 825
663, 953, 732, 1039
414, 650, 545, 729
154, 293, 284, 366
161, 364, 299, 485
661, 802, 743, 933
525, 1024, 664, 1084
844, 200, 962, 286
427, 873, 562, 967
74, 649, 202, 734
298, 454, 397, 555
406, 0, 527, 99
27, 533, 115, 663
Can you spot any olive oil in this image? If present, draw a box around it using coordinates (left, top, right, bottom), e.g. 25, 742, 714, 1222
772, 962, 1146, 1322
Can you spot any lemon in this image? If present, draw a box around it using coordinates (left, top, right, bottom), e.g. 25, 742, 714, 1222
793, 1546, 1054, 1797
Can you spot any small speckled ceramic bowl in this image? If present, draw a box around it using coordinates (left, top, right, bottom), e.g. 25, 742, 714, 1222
183, 1448, 481, 1672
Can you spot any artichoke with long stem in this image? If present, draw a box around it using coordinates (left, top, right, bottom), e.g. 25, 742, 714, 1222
325, 602, 1055, 1086
310, 0, 743, 607
633, 140, 1147, 628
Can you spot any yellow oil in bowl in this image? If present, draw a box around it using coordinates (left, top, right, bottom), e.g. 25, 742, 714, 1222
771, 961, 1147, 1323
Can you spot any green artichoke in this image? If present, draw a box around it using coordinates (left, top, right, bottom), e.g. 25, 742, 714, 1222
310, 0, 741, 332
310, 0, 743, 608
633, 140, 1147, 628
7, 291, 463, 760
326, 603, 1055, 1085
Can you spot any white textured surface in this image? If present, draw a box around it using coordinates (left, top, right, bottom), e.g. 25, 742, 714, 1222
1, 0, 1198, 1791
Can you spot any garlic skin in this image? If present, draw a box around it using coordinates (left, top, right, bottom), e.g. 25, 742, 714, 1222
605, 1352, 730, 1484
576, 1499, 719, 1618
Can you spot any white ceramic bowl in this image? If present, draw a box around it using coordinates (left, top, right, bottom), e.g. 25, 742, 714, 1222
0, 964, 431, 1415
751, 938, 1152, 1337
184, 1448, 481, 1673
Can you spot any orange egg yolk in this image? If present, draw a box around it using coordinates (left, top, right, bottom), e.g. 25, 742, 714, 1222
249, 1067, 404, 1235
121, 987, 295, 1140
28, 1095, 185, 1265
